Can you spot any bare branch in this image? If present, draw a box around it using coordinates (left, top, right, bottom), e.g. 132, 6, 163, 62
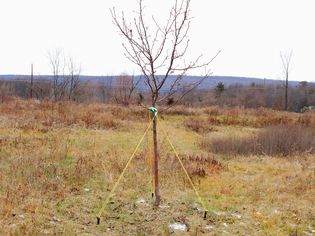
111, 0, 219, 106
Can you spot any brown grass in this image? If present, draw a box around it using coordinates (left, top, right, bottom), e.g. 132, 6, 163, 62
184, 119, 217, 134
202, 124, 315, 156
162, 154, 224, 179
0, 99, 128, 130
204, 106, 315, 128
1, 99, 315, 129
0, 99, 314, 235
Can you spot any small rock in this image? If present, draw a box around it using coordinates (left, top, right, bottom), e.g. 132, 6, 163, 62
84, 188, 91, 192
288, 223, 297, 228
83, 220, 91, 225
52, 216, 61, 222
50, 221, 57, 225
19, 214, 25, 219
205, 224, 215, 230
136, 198, 146, 204
192, 203, 203, 212
222, 223, 229, 228
9, 224, 17, 228
303, 232, 313, 236
169, 223, 187, 231
213, 211, 226, 216
231, 213, 242, 219
254, 222, 261, 226
159, 204, 170, 209
274, 209, 280, 214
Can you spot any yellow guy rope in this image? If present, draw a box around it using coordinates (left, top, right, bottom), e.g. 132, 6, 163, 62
96, 116, 154, 225
157, 116, 209, 219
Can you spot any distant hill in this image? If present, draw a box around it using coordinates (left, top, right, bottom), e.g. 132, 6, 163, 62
0, 74, 306, 90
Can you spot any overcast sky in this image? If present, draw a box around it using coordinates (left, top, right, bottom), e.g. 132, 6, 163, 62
0, 0, 314, 81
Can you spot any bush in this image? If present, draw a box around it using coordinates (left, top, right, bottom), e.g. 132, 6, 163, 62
184, 119, 217, 134
204, 106, 315, 128
202, 124, 315, 156
161, 154, 224, 179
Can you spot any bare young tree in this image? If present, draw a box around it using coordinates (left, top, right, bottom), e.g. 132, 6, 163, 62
111, 0, 220, 206
67, 57, 81, 101
48, 49, 82, 101
280, 50, 293, 111
99, 76, 113, 103
113, 74, 141, 105
48, 49, 62, 100
48, 49, 67, 101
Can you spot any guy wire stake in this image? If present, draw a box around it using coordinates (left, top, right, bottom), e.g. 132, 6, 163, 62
203, 211, 208, 220
96, 216, 100, 225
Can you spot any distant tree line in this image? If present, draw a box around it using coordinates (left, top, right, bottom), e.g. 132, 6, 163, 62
0, 75, 143, 104
1, 76, 314, 112
182, 81, 315, 112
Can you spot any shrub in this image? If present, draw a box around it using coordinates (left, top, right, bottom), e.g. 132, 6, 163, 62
202, 124, 315, 156
161, 153, 224, 180
184, 119, 217, 134
204, 106, 315, 128
162, 106, 200, 116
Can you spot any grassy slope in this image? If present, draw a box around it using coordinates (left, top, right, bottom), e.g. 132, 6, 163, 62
0, 100, 314, 235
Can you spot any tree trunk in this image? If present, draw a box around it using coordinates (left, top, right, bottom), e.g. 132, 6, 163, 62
30, 64, 33, 99
285, 74, 288, 111
152, 115, 161, 206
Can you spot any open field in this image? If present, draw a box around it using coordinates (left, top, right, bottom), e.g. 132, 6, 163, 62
0, 99, 314, 235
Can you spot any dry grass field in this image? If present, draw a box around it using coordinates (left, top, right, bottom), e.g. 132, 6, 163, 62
0, 99, 314, 235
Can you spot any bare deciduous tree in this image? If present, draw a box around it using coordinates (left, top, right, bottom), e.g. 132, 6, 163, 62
48, 49, 82, 101
30, 64, 34, 99
67, 57, 81, 101
0, 82, 14, 102
280, 50, 293, 111
111, 0, 220, 206
113, 74, 140, 105
99, 76, 113, 103
48, 49, 64, 101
